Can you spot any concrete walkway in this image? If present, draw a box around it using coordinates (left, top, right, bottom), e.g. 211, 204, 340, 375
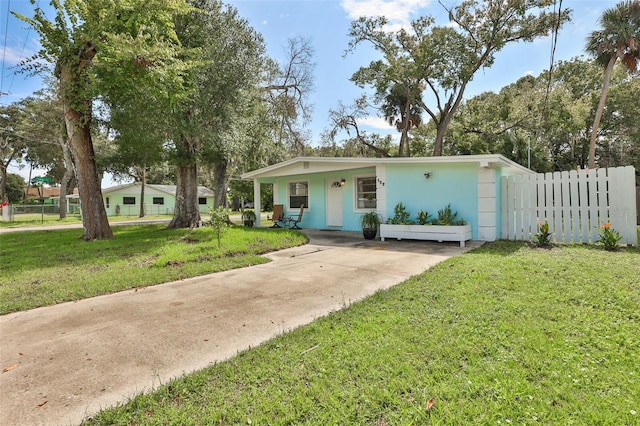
0, 229, 480, 425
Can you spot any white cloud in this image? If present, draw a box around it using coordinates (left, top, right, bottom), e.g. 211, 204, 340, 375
341, 0, 431, 26
2, 45, 33, 66
358, 115, 392, 130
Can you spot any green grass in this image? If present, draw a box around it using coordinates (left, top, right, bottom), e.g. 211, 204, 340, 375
81, 241, 640, 425
0, 212, 273, 228
0, 213, 175, 228
0, 225, 307, 314
0, 212, 84, 227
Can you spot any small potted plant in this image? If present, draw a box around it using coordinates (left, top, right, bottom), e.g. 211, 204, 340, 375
242, 209, 256, 227
360, 210, 381, 240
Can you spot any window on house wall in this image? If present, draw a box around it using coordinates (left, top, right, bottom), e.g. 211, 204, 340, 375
289, 181, 308, 209
123, 196, 136, 205
153, 197, 164, 205
198, 198, 207, 205
106, 197, 110, 208
356, 176, 377, 209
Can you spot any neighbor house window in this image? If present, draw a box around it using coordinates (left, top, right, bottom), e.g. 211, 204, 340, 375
106, 197, 110, 208
123, 196, 136, 205
356, 176, 376, 209
153, 197, 164, 205
289, 181, 308, 209
198, 197, 207, 205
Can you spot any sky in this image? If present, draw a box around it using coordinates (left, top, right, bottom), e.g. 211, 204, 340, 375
0, 0, 614, 185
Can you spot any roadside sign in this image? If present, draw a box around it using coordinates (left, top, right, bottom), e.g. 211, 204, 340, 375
31, 176, 50, 184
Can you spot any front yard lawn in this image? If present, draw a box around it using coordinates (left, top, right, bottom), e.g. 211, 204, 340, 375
0, 225, 307, 314
83, 241, 639, 425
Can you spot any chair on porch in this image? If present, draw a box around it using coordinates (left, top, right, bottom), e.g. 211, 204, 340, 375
285, 204, 305, 229
268, 204, 285, 228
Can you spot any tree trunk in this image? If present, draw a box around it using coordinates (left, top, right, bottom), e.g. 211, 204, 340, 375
168, 161, 200, 228
213, 159, 228, 208
64, 108, 112, 239
23, 165, 33, 203
588, 56, 617, 169
0, 135, 14, 202
58, 131, 74, 219
61, 70, 112, 240
139, 167, 146, 218
433, 123, 446, 157
0, 162, 7, 203
433, 110, 456, 157
401, 92, 412, 157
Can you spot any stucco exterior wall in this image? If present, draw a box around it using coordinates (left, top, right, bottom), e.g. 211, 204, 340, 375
384, 163, 479, 239
267, 163, 481, 238
271, 167, 376, 230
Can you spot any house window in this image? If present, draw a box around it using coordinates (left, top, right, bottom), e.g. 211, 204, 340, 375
198, 197, 207, 205
123, 196, 136, 205
106, 197, 110, 208
289, 181, 308, 209
153, 197, 164, 205
356, 176, 377, 209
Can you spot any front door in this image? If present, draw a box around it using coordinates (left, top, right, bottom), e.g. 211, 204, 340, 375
326, 178, 343, 227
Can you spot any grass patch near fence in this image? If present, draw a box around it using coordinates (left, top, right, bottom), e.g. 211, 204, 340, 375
0, 213, 175, 228
0, 225, 306, 314
84, 241, 640, 425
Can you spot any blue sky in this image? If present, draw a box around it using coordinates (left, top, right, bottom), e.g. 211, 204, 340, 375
1, 0, 614, 182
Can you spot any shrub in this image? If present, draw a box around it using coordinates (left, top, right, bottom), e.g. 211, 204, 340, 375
597, 222, 622, 251
433, 204, 465, 225
387, 202, 412, 224
416, 210, 431, 225
206, 206, 231, 248
533, 221, 552, 247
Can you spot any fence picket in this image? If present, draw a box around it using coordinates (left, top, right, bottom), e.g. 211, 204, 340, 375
578, 170, 590, 243
501, 176, 509, 239
514, 174, 524, 240
569, 170, 580, 242
524, 174, 535, 240
596, 169, 609, 237
587, 169, 599, 242
560, 171, 571, 242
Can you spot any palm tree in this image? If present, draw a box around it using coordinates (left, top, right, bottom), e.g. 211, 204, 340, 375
585, 0, 640, 168
381, 83, 423, 157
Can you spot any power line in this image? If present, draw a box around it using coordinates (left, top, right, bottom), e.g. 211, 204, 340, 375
543, 0, 563, 116
1, 0, 11, 98
6, 0, 41, 99
1, 0, 42, 105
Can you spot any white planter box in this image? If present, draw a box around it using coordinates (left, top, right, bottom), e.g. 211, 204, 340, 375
380, 224, 472, 247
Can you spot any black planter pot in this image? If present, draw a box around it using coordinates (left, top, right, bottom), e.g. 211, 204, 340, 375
362, 228, 377, 240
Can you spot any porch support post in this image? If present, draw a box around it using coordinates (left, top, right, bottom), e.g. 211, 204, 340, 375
477, 166, 497, 241
253, 178, 261, 227
375, 164, 387, 221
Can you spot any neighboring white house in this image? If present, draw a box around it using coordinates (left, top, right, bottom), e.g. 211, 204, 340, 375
102, 183, 215, 216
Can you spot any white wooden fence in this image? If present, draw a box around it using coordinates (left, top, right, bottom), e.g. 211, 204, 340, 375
501, 166, 637, 246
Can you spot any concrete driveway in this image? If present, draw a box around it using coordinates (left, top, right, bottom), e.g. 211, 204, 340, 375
0, 229, 480, 425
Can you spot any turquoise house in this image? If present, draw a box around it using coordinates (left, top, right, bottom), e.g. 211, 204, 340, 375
242, 155, 534, 242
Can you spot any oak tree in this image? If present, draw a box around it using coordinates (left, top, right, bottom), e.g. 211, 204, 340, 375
348, 0, 570, 156
14, 0, 193, 239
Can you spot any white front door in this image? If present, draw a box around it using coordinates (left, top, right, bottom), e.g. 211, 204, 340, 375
326, 178, 343, 227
